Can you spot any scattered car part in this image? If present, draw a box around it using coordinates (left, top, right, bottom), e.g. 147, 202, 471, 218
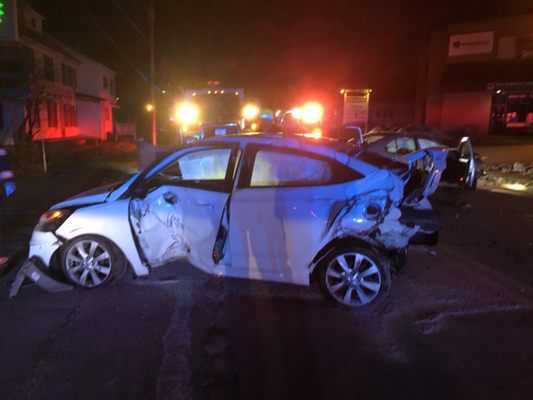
9, 257, 73, 298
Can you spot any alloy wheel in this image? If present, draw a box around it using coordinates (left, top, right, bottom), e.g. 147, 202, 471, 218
64, 240, 113, 288
325, 252, 382, 307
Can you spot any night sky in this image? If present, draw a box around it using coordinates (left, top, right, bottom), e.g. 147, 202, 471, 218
27, 0, 533, 118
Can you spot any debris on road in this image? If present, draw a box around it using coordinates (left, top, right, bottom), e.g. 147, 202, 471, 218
9, 257, 73, 298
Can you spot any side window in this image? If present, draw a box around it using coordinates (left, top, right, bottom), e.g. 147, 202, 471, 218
250, 150, 333, 187
418, 138, 440, 149
166, 148, 230, 180
385, 137, 416, 155
151, 148, 233, 191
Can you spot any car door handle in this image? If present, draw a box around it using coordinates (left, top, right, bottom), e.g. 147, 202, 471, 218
163, 191, 179, 205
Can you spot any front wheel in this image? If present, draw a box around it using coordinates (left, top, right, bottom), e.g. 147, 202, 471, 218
317, 246, 391, 308
61, 236, 120, 288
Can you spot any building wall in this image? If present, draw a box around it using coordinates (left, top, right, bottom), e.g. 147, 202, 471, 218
368, 102, 414, 129
447, 14, 533, 64
418, 13, 533, 136
440, 91, 492, 136
77, 100, 103, 139
69, 49, 116, 139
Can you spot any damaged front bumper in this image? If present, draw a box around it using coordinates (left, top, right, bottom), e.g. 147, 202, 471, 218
28, 231, 63, 267
9, 231, 71, 298
9, 257, 73, 298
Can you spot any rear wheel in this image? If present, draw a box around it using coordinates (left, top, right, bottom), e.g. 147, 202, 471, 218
61, 236, 120, 288
317, 246, 391, 308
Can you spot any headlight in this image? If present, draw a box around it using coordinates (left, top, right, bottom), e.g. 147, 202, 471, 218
301, 102, 323, 124
176, 102, 199, 125
36, 209, 74, 232
242, 104, 260, 120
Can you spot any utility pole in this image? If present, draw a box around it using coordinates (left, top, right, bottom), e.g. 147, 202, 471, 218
149, 0, 157, 145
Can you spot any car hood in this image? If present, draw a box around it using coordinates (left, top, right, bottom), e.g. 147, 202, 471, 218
51, 181, 124, 209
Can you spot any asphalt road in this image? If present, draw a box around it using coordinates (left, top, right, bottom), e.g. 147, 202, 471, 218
1, 172, 532, 400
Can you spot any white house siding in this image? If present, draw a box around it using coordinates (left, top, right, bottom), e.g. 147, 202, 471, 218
77, 99, 103, 140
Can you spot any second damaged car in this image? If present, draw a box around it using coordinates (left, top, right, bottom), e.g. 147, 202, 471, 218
25, 134, 446, 308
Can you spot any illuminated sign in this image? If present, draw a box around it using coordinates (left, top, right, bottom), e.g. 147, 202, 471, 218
342, 89, 371, 131
0, 2, 5, 23
449, 31, 494, 57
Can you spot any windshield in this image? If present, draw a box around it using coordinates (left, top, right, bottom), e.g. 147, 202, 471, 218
363, 134, 385, 145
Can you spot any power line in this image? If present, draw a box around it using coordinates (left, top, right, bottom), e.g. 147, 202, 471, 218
77, 0, 148, 82
111, 0, 148, 41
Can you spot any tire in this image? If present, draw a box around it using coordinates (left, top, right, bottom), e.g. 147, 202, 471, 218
317, 245, 391, 308
60, 235, 122, 288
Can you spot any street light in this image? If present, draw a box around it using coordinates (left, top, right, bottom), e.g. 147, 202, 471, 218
145, 103, 154, 112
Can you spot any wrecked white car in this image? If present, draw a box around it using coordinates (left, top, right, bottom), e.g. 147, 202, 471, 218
21, 134, 447, 308
357, 131, 479, 190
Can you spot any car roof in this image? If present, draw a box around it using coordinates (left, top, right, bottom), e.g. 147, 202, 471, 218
204, 132, 354, 155
201, 132, 381, 175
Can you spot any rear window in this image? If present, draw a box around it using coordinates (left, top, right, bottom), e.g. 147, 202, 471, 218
251, 151, 333, 187
243, 146, 363, 188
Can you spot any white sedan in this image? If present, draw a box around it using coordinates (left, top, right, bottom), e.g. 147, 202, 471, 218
27, 134, 447, 308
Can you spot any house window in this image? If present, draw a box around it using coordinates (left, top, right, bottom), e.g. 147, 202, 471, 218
64, 104, 70, 127
31, 18, 37, 29
71, 105, 77, 126
109, 78, 114, 95
32, 102, 40, 129
25, 47, 35, 73
47, 102, 58, 127
103, 76, 109, 90
61, 63, 76, 88
43, 55, 55, 81
63, 104, 78, 127
104, 106, 111, 121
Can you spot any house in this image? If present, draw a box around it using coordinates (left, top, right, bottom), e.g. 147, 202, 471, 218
0, 0, 117, 144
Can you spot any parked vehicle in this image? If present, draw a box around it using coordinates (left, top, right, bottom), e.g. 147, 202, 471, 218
25, 133, 447, 308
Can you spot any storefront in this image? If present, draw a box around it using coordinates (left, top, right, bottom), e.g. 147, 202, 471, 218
489, 82, 533, 134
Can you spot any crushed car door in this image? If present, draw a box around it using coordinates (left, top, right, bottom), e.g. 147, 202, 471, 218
441, 136, 477, 190
400, 146, 449, 204
129, 144, 239, 272
223, 145, 363, 286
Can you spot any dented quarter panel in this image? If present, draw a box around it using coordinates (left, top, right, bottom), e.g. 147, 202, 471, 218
225, 168, 405, 286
